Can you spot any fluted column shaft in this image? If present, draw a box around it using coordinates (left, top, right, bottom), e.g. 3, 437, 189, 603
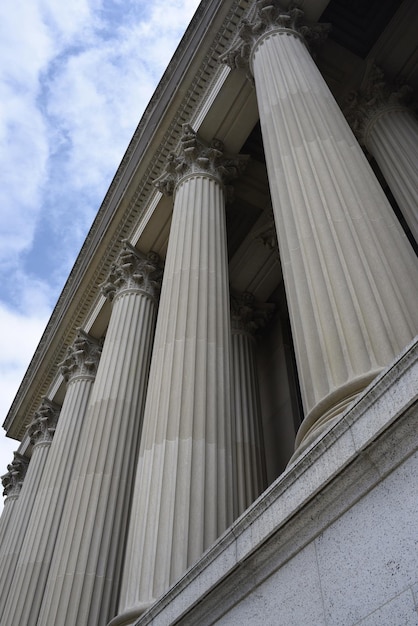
345, 66, 418, 243
231, 292, 267, 513
344, 64, 418, 242
0, 497, 17, 550
364, 109, 418, 242
113, 128, 246, 626
225, 3, 418, 453
36, 247, 161, 626
0, 332, 101, 626
0, 401, 59, 620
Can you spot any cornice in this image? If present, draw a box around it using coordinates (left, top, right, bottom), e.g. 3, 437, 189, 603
4, 0, 251, 439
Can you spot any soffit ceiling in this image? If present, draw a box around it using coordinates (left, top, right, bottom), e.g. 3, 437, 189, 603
320, 0, 401, 59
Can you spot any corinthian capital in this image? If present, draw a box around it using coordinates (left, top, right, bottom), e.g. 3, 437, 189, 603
27, 398, 60, 447
231, 291, 274, 335
59, 330, 102, 382
1, 452, 29, 499
101, 242, 162, 303
221, 1, 330, 75
344, 65, 414, 147
255, 220, 279, 252
154, 124, 248, 195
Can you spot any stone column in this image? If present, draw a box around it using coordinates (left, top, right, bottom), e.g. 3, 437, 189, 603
36, 245, 162, 626
345, 65, 418, 243
0, 452, 29, 548
112, 126, 247, 626
0, 400, 59, 620
0, 331, 101, 626
230, 291, 268, 513
223, 2, 418, 455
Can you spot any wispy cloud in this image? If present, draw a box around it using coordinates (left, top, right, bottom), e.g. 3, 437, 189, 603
0, 0, 200, 506
0, 295, 51, 496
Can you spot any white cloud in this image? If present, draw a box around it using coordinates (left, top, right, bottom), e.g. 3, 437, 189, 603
0, 0, 99, 273
0, 304, 49, 412
40, 0, 99, 44
0, 98, 49, 257
0, 299, 51, 502
0, 2, 53, 87
44, 0, 201, 197
0, 8, 51, 268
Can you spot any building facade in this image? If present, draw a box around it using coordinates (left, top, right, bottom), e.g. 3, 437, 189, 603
1, 1, 418, 625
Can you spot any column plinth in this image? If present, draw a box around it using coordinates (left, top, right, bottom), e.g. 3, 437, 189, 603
35, 246, 162, 626
0, 331, 101, 626
0, 400, 59, 621
345, 65, 418, 243
223, 1, 418, 456
112, 126, 247, 626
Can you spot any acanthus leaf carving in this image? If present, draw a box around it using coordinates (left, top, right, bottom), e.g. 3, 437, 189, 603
1, 451, 29, 499
230, 291, 274, 335
153, 124, 248, 196
255, 220, 279, 252
59, 330, 102, 382
101, 242, 162, 303
344, 64, 415, 147
220, 1, 330, 78
27, 398, 60, 447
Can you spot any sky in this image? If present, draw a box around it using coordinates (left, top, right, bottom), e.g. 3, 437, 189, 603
0, 0, 201, 508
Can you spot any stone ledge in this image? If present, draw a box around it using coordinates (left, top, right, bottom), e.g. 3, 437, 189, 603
132, 337, 418, 626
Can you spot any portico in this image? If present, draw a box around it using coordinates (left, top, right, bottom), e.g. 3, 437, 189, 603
1, 1, 417, 625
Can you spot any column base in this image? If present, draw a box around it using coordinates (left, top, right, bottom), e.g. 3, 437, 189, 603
290, 369, 382, 462
107, 602, 155, 626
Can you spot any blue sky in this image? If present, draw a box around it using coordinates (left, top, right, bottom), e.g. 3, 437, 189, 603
0, 0, 201, 507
